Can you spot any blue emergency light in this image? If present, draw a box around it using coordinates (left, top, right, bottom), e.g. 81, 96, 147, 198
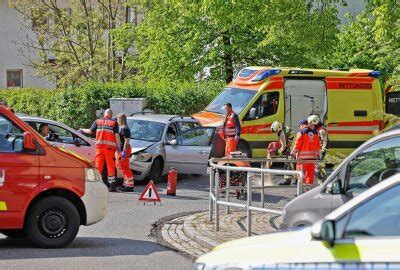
251, 69, 281, 82
368, 70, 381, 78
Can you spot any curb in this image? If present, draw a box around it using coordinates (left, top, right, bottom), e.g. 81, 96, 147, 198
183, 211, 219, 250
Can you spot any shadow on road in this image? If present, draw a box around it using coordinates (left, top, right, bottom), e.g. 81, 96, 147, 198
0, 237, 167, 260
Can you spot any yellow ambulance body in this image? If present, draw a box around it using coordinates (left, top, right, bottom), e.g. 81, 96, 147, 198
192, 67, 384, 157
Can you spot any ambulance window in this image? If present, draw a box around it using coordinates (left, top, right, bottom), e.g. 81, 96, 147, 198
246, 92, 279, 120
0, 114, 23, 152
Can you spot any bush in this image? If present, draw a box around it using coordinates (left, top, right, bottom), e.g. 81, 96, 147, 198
0, 80, 224, 129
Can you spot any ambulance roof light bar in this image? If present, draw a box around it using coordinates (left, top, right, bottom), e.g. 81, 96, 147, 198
251, 69, 281, 82
369, 70, 381, 78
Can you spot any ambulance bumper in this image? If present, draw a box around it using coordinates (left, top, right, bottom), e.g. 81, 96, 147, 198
82, 181, 108, 225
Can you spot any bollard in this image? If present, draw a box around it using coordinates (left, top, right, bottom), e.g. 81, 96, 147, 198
209, 169, 214, 222
167, 167, 177, 196
246, 172, 252, 237
260, 162, 265, 208
225, 169, 230, 214
215, 171, 220, 231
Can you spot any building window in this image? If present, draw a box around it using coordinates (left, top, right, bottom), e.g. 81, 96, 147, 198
7, 70, 23, 88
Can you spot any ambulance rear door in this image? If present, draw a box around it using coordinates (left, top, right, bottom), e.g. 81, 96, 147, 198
386, 91, 400, 117
284, 79, 327, 130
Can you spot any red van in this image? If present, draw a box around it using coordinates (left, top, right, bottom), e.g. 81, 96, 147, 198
0, 106, 108, 248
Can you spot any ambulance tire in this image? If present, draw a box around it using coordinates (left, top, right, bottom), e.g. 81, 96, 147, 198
26, 196, 80, 248
1, 229, 27, 239
237, 140, 251, 158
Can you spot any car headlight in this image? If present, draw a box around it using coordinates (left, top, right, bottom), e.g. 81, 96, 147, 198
131, 152, 152, 162
85, 168, 101, 182
193, 263, 205, 270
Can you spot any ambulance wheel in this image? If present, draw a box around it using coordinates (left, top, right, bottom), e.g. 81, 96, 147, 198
146, 157, 163, 184
237, 140, 251, 158
1, 229, 26, 239
26, 196, 80, 248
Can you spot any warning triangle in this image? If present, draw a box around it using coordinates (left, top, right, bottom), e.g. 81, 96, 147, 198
138, 180, 161, 203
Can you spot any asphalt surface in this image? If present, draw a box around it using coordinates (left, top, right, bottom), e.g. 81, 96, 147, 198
0, 175, 211, 270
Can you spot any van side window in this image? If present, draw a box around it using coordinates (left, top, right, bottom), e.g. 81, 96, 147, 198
0, 114, 23, 152
246, 92, 279, 120
345, 137, 400, 194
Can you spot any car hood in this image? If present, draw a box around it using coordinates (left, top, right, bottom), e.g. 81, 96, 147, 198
129, 139, 156, 153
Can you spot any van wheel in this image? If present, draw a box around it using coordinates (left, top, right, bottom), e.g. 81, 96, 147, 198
1, 229, 27, 239
146, 157, 163, 184
237, 140, 251, 158
26, 196, 80, 248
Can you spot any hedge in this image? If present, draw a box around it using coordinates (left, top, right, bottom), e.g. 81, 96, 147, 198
0, 80, 224, 129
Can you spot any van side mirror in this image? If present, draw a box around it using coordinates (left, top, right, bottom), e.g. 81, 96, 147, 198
23, 132, 37, 151
249, 108, 256, 120
326, 179, 343, 194
311, 220, 336, 247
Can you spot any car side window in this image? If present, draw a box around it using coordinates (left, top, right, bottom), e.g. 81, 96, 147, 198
177, 121, 200, 133
0, 114, 23, 152
176, 128, 213, 146
340, 184, 400, 238
47, 124, 75, 144
166, 123, 178, 141
245, 91, 279, 120
345, 137, 400, 194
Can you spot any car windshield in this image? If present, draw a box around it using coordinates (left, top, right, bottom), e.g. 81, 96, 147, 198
127, 119, 165, 142
205, 87, 256, 114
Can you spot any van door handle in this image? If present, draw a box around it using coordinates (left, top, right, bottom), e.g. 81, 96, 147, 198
198, 151, 208, 154
330, 122, 339, 126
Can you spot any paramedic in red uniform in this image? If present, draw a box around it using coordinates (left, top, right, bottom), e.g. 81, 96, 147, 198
291, 116, 321, 186
115, 113, 134, 192
223, 103, 241, 156
82, 109, 121, 192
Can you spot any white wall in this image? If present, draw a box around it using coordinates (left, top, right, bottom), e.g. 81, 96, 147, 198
0, 0, 55, 89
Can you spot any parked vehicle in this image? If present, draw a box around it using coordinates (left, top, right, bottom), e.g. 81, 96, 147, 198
127, 114, 225, 182
193, 67, 384, 157
280, 128, 400, 229
195, 174, 400, 269
18, 114, 95, 162
0, 106, 108, 248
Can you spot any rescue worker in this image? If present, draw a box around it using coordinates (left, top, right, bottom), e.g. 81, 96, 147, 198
291, 116, 321, 186
115, 114, 134, 192
266, 121, 295, 185
81, 109, 121, 192
223, 103, 241, 156
308, 114, 329, 183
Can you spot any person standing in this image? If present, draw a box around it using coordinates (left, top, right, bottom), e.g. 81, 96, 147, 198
291, 117, 321, 186
223, 103, 241, 156
81, 109, 121, 192
115, 114, 134, 192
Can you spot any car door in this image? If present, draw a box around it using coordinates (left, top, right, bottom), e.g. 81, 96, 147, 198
165, 127, 216, 174
332, 136, 400, 211
0, 114, 40, 228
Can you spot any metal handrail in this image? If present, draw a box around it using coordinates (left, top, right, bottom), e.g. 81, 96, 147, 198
208, 158, 305, 236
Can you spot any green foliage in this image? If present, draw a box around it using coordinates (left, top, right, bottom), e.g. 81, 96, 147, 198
0, 80, 223, 129
129, 0, 341, 83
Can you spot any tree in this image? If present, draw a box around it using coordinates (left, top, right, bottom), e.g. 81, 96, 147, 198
330, 0, 399, 88
128, 0, 341, 83
12, 0, 135, 87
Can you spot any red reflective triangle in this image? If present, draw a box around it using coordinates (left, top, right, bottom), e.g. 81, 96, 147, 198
138, 180, 161, 202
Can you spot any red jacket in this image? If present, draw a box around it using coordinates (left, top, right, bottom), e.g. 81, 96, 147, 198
291, 128, 320, 160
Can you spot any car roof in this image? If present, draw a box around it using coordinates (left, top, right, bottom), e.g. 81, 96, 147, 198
326, 173, 400, 221
127, 114, 198, 124
17, 114, 63, 126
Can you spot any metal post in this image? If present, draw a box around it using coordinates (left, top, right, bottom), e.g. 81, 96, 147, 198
297, 169, 303, 197
209, 169, 214, 221
225, 169, 230, 214
246, 173, 252, 237
215, 171, 220, 231
260, 162, 265, 208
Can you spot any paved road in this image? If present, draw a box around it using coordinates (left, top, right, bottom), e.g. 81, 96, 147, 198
0, 175, 211, 270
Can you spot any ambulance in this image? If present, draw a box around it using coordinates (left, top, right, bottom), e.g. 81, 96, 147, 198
0, 106, 108, 248
193, 67, 384, 157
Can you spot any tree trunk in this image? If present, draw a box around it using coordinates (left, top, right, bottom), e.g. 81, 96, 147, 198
222, 35, 234, 84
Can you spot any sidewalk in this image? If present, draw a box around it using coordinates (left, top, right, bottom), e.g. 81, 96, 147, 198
153, 186, 296, 259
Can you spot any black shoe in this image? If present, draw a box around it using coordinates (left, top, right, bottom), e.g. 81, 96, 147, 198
279, 179, 291, 185
118, 185, 134, 192
109, 182, 117, 192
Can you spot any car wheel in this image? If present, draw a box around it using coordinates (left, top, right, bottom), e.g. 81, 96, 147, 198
237, 140, 251, 158
146, 157, 163, 184
1, 229, 27, 239
25, 196, 80, 248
